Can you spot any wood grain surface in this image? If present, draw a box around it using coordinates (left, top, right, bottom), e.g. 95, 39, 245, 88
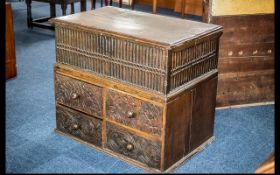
106, 123, 161, 169
209, 14, 274, 107
56, 104, 102, 146
5, 2, 17, 80
55, 73, 103, 118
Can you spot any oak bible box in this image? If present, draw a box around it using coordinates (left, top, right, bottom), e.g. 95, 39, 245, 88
51, 6, 223, 172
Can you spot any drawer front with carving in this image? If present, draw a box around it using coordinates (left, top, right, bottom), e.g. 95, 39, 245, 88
106, 123, 161, 169
56, 105, 102, 146
106, 89, 163, 136
55, 73, 103, 118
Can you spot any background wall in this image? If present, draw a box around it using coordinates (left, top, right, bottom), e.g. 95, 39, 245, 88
205, 0, 275, 107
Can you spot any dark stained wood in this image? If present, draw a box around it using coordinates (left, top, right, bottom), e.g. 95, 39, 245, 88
189, 75, 217, 151
56, 104, 102, 146
210, 15, 274, 45
5, 3, 17, 80
164, 72, 217, 169
55, 64, 166, 104
53, 7, 222, 172
106, 89, 163, 136
52, 6, 222, 46
25, 0, 87, 30
54, 64, 219, 172
52, 7, 222, 94
208, 14, 274, 107
218, 42, 274, 58
174, 0, 203, 16
133, 0, 175, 10
202, 0, 210, 22
164, 90, 192, 169
216, 70, 274, 107
55, 73, 103, 118
106, 123, 161, 169
218, 56, 274, 74
54, 128, 163, 173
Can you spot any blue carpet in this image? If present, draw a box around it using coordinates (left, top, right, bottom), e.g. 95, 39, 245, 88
6, 1, 274, 173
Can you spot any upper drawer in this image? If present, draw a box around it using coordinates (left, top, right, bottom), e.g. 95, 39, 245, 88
55, 73, 103, 118
106, 89, 163, 136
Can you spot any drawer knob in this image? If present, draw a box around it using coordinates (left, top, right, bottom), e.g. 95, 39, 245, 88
127, 111, 135, 118
71, 93, 79, 100
72, 124, 79, 130
126, 143, 134, 151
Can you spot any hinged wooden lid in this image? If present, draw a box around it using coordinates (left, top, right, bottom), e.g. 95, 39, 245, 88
51, 6, 222, 47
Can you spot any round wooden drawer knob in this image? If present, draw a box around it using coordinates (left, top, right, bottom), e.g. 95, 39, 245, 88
126, 143, 134, 151
71, 93, 79, 99
127, 111, 135, 118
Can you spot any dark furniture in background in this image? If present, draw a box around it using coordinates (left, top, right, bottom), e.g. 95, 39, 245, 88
203, 0, 274, 107
91, 0, 129, 9
25, 0, 87, 30
51, 6, 223, 172
6, 2, 17, 80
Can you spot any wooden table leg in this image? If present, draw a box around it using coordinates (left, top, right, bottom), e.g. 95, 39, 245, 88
181, 0, 186, 18
131, 0, 134, 9
71, 2, 75, 14
153, 0, 157, 14
25, 0, 33, 28
119, 0, 122, 7
50, 0, 56, 17
91, 0, 96, 9
61, 0, 67, 16
80, 0, 87, 11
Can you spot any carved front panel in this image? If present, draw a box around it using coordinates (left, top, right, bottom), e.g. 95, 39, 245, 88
55, 73, 103, 118
106, 123, 161, 169
106, 89, 163, 136
56, 105, 102, 146
55, 25, 168, 94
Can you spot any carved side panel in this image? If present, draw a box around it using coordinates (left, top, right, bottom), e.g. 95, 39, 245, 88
56, 105, 102, 146
106, 123, 161, 169
169, 35, 221, 91
55, 73, 103, 117
106, 89, 163, 136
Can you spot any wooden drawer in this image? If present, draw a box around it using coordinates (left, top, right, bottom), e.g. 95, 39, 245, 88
55, 73, 103, 118
106, 123, 161, 169
106, 89, 163, 136
56, 104, 102, 147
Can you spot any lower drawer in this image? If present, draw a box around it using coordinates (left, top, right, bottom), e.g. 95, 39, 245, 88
56, 104, 102, 147
106, 123, 161, 169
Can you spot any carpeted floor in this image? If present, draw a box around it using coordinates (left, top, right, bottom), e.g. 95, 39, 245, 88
6, 1, 274, 173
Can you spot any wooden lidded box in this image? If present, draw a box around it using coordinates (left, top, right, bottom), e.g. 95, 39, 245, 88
52, 7, 223, 172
